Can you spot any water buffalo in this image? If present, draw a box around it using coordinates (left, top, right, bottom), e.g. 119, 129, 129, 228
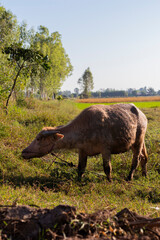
22, 104, 148, 181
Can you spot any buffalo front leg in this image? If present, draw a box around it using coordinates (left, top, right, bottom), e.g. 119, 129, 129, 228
78, 150, 87, 181
102, 150, 112, 182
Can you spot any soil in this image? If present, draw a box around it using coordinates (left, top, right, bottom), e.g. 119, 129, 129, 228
0, 204, 160, 239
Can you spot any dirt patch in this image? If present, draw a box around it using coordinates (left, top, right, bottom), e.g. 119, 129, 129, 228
0, 204, 160, 239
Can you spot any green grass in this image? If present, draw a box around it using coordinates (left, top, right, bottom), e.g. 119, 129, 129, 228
0, 99, 160, 217
76, 101, 160, 110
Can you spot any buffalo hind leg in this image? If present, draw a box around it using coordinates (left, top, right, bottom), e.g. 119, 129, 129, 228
127, 144, 143, 181
78, 150, 87, 181
102, 150, 112, 182
140, 142, 148, 177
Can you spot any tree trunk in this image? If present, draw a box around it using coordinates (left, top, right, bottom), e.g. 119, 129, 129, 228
5, 64, 23, 110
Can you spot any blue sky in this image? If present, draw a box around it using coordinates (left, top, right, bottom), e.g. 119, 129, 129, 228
1, 0, 160, 92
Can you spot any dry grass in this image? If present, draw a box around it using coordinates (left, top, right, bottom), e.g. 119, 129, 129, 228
76, 96, 160, 103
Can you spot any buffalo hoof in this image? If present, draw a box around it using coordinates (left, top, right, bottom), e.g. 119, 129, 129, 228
126, 176, 132, 181
107, 177, 112, 182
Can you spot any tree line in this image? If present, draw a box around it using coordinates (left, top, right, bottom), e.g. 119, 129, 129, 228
60, 86, 160, 99
91, 87, 160, 98
0, 5, 73, 107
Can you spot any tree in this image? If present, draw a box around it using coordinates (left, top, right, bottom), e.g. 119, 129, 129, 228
78, 67, 94, 98
31, 26, 73, 98
147, 87, 156, 96
3, 44, 50, 109
0, 6, 19, 48
0, 6, 73, 102
74, 88, 79, 97
0, 6, 20, 101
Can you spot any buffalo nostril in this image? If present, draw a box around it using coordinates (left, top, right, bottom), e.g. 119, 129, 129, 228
22, 149, 27, 154
21, 149, 30, 158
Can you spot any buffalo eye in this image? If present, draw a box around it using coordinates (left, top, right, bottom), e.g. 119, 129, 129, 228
37, 136, 42, 141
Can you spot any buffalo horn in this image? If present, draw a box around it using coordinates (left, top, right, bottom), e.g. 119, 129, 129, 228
41, 130, 60, 136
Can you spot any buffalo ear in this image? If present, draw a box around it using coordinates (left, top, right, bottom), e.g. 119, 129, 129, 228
54, 133, 64, 140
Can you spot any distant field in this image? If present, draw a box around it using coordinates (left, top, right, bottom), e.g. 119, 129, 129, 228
75, 96, 160, 110
76, 96, 160, 103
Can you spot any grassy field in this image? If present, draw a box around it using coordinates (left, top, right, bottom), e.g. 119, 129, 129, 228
76, 101, 160, 110
0, 98, 160, 217
76, 96, 160, 110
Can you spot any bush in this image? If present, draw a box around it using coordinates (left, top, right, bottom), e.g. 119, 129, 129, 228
57, 95, 63, 101
16, 95, 36, 109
